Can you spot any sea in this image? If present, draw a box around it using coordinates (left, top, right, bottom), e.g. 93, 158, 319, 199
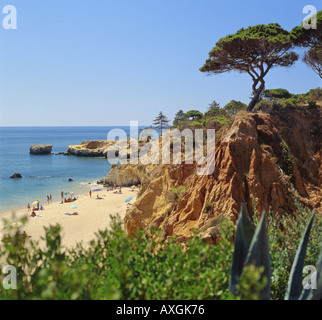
0, 126, 145, 213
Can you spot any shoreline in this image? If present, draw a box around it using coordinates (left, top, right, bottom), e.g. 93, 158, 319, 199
0, 176, 106, 214
0, 185, 138, 249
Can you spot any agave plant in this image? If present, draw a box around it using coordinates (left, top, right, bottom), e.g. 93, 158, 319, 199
230, 204, 322, 300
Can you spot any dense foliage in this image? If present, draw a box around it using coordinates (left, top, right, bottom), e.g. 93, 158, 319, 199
231, 201, 322, 300
257, 87, 322, 110
172, 99, 246, 130
0, 203, 320, 300
0, 215, 235, 300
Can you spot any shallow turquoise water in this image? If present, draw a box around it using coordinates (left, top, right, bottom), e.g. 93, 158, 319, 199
0, 126, 138, 212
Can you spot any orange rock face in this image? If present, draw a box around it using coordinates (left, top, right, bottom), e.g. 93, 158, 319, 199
109, 107, 322, 243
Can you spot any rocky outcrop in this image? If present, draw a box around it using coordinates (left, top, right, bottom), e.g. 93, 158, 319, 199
66, 139, 142, 158
102, 162, 162, 187
30, 145, 52, 154
67, 140, 115, 157
107, 107, 321, 243
10, 173, 22, 179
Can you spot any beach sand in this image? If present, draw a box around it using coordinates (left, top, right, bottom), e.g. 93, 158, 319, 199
0, 187, 137, 250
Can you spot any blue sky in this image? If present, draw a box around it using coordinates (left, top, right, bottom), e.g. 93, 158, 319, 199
0, 0, 321, 126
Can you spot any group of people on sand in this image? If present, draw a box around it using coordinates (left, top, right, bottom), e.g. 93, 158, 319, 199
60, 191, 77, 203
27, 201, 44, 213
47, 194, 52, 204
113, 187, 122, 194
107, 183, 123, 194
27, 203, 43, 218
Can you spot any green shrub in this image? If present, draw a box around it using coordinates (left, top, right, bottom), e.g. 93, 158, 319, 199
230, 202, 322, 300
0, 202, 320, 300
190, 121, 203, 127
268, 199, 322, 300
204, 202, 212, 212
281, 139, 294, 180
263, 89, 292, 100
0, 215, 235, 300
280, 97, 298, 108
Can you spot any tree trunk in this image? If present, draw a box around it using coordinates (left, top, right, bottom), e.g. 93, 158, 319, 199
247, 79, 265, 112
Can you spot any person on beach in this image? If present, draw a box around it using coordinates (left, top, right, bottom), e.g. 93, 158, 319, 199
89, 190, 92, 198
50, 194, 52, 203
30, 210, 36, 217
47, 195, 49, 203
61, 191, 64, 199
27, 203, 30, 212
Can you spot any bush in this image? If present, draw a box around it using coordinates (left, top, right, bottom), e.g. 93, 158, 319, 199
230, 202, 322, 300
281, 139, 294, 180
202, 116, 230, 128
0, 203, 320, 300
0, 215, 235, 300
267, 200, 322, 300
254, 99, 280, 112
263, 89, 292, 100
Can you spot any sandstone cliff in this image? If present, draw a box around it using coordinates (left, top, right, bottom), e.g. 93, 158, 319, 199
103, 107, 322, 243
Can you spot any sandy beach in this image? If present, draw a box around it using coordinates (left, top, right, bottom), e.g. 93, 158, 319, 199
0, 187, 138, 249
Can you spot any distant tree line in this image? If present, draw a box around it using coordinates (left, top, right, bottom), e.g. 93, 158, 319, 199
152, 85, 321, 132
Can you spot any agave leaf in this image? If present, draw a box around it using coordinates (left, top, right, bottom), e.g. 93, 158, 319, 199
312, 242, 322, 300
229, 203, 255, 295
285, 211, 315, 300
244, 211, 271, 300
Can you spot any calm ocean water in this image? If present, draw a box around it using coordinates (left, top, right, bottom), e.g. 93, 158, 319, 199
0, 126, 141, 213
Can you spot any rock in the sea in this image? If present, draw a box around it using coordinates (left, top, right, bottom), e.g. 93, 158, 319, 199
10, 173, 22, 179
30, 145, 53, 155
68, 178, 73, 182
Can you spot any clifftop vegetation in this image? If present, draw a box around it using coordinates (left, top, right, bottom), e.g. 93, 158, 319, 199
171, 87, 322, 133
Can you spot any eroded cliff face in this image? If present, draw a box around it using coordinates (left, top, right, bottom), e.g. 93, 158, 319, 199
104, 107, 322, 243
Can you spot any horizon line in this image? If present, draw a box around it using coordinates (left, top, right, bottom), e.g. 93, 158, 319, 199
0, 125, 150, 128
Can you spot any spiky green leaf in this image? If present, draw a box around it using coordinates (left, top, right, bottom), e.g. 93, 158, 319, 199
229, 203, 255, 295
244, 211, 271, 300
285, 211, 315, 300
